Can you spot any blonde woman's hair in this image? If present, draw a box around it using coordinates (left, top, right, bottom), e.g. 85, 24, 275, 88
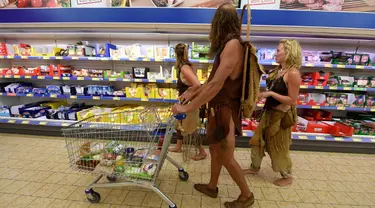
270, 39, 302, 80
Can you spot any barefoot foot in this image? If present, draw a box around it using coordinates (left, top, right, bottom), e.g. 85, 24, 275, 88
273, 177, 293, 187
243, 168, 259, 175
191, 153, 207, 161
168, 147, 182, 153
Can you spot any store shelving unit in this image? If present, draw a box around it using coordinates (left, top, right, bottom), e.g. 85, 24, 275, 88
1, 8, 375, 153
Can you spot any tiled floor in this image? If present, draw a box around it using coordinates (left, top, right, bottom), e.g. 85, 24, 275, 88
0, 133, 375, 208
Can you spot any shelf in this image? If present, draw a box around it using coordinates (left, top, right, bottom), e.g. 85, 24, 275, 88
1, 117, 373, 143
1, 55, 375, 70
0, 75, 178, 84
0, 92, 177, 103
1, 92, 374, 111
2, 75, 375, 92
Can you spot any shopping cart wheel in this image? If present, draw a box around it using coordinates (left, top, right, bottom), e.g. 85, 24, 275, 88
178, 169, 189, 181
107, 175, 117, 182
169, 205, 177, 208
85, 189, 101, 203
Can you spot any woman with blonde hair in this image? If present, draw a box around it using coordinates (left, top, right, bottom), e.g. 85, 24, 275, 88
244, 39, 302, 187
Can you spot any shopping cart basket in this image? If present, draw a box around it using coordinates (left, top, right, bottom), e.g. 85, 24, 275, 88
63, 107, 189, 208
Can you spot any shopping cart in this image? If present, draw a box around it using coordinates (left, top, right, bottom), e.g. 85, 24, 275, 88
63, 107, 189, 208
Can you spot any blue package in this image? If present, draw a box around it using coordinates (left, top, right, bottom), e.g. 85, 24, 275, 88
46, 85, 62, 95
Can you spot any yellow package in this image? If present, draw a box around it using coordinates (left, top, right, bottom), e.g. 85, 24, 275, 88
155, 88, 171, 100
125, 83, 142, 98
41, 101, 66, 110
170, 89, 179, 100
197, 69, 203, 81
141, 84, 156, 100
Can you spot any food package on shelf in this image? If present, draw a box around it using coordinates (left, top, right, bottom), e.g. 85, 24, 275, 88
33, 45, 54, 57
351, 94, 366, 107
298, 93, 326, 106
19, 106, 51, 119
124, 44, 142, 58
257, 48, 276, 63
302, 51, 320, 63
141, 84, 156, 100
125, 83, 142, 98
86, 85, 114, 96
132, 67, 149, 79
22, 67, 40, 76
337, 76, 354, 87
15, 86, 33, 94
95, 43, 117, 58
354, 76, 371, 88
155, 88, 171, 100
348, 53, 371, 66
191, 42, 209, 60
13, 43, 35, 56
366, 96, 375, 107
88, 69, 106, 78
0, 43, 8, 56
5, 83, 32, 93
335, 93, 356, 107
41, 101, 67, 110
72, 69, 89, 77
57, 65, 73, 77
170, 89, 179, 100
0, 106, 10, 117
330, 51, 351, 65
38, 65, 51, 76
154, 46, 170, 60
301, 72, 330, 86
242, 118, 258, 131
104, 70, 124, 78
301, 109, 332, 121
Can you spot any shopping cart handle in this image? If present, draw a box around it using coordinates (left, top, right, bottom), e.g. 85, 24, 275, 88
174, 113, 187, 120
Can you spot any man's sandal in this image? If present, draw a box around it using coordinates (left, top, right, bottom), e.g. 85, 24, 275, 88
224, 193, 255, 208
194, 184, 218, 198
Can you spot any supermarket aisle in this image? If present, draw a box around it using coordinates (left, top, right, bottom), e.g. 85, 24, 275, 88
0, 134, 374, 208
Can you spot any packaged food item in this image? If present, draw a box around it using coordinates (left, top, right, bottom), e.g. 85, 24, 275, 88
191, 42, 209, 60
125, 83, 142, 98
257, 48, 276, 63
0, 43, 7, 56
327, 76, 339, 87
142, 163, 157, 176
46, 85, 62, 95
132, 67, 149, 79
370, 77, 375, 88
326, 93, 338, 106
338, 76, 354, 87
155, 88, 171, 99
366, 96, 375, 107
13, 43, 35, 56
351, 94, 366, 107
354, 77, 369, 88
95, 43, 117, 57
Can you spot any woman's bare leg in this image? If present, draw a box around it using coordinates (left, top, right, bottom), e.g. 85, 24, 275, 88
169, 139, 182, 152
192, 145, 207, 161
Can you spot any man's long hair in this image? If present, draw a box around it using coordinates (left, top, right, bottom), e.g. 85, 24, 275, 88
209, 3, 241, 56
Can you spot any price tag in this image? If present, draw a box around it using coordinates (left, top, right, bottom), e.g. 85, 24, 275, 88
21, 56, 28, 59
43, 56, 50, 60
354, 87, 365, 91
0, 93, 2, 96
371, 108, 375, 112
77, 77, 84, 81
324, 64, 332, 68
26, 94, 33, 97
7, 55, 14, 59
112, 57, 120, 61
134, 79, 142, 82
14, 75, 20, 79
53, 76, 60, 80
316, 136, 325, 140
7, 120, 16, 123
39, 122, 47, 125
4, 75, 11, 78
72, 57, 79, 60
300, 85, 308, 89
101, 57, 109, 61
353, 138, 362, 142
315, 86, 323, 89
337, 107, 346, 110
109, 78, 117, 82
329, 86, 337, 90
113, 97, 120, 101
92, 78, 100, 81
148, 79, 156, 83
129, 57, 137, 61
50, 94, 57, 98
305, 63, 314, 67
165, 79, 173, 83
37, 76, 45, 80
312, 106, 321, 109
61, 123, 70, 127
63, 77, 70, 80
123, 79, 131, 82
334, 137, 344, 141
141, 98, 148, 102
337, 65, 345, 68
25, 76, 31, 79
355, 65, 364, 69
56, 56, 63, 60
199, 60, 209, 63
93, 96, 100, 100
70, 95, 77, 99
21, 121, 30, 124
143, 58, 149, 61
343, 87, 352, 91
371, 139, 375, 143
299, 136, 308, 139
0, 56, 4, 59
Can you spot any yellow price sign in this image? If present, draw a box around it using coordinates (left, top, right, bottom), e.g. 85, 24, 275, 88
143, 58, 150, 61
101, 57, 109, 61
63, 77, 70, 80
93, 96, 100, 100
4, 75, 11, 78
141, 98, 148, 102
77, 77, 84, 81
370, 108, 375, 112
316, 136, 325, 140
39, 122, 47, 125
21, 56, 28, 59
134, 79, 143, 82
72, 57, 79, 60
53, 76, 60, 80
329, 86, 337, 90
61, 123, 70, 127
337, 107, 346, 111
112, 57, 120, 61
25, 76, 31, 79
92, 78, 100, 81
305, 63, 314, 67
37, 76, 45, 80
199, 60, 209, 63
26, 94, 33, 97
337, 65, 345, 68
324, 64, 332, 68
7, 55, 14, 59
43, 56, 50, 60
299, 136, 308, 139
123, 79, 131, 82
70, 95, 77, 99
109, 78, 117, 82
300, 85, 308, 89
113, 97, 120, 101
0, 56, 4, 59
7, 120, 16, 123
56, 56, 63, 60
14, 75, 20, 79
355, 65, 364, 69
50, 94, 57, 98
312, 106, 321, 109
343, 87, 352, 91
148, 79, 156, 83
353, 138, 362, 142
21, 121, 30, 124
334, 137, 344, 141
165, 79, 173, 83
315, 86, 323, 89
